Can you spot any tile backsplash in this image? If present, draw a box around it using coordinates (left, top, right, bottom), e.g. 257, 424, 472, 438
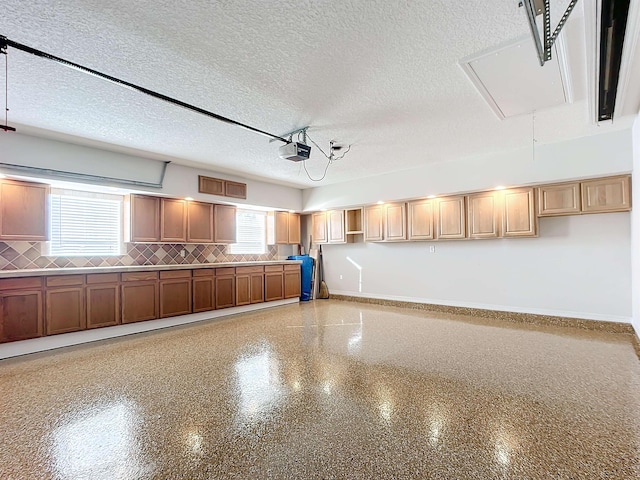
0, 242, 283, 271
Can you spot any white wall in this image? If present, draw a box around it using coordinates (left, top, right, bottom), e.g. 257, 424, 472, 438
631, 115, 640, 335
303, 129, 633, 210
305, 130, 635, 322
0, 132, 303, 210
322, 213, 631, 322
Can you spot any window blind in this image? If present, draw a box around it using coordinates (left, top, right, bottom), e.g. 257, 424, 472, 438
228, 209, 266, 255
49, 189, 123, 256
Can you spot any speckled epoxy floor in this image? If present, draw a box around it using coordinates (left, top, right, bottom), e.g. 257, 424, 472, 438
1, 301, 639, 479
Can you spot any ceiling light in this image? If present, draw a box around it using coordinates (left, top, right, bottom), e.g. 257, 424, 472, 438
321, 208, 328, 212
0, 173, 6, 179
185, 196, 194, 201
288, 210, 295, 213
495, 186, 506, 190
377, 200, 384, 205
427, 195, 436, 199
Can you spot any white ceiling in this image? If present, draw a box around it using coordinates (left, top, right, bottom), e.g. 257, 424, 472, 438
0, 1, 637, 188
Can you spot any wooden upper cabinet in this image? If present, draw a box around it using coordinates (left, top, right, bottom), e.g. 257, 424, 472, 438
312, 212, 328, 244
288, 213, 301, 244
130, 195, 160, 242
537, 182, 581, 216
198, 176, 225, 196
275, 211, 290, 244
384, 203, 407, 241
225, 181, 247, 199
502, 187, 537, 237
345, 208, 363, 234
467, 192, 499, 239
213, 204, 237, 244
187, 201, 214, 243
581, 175, 631, 214
0, 179, 49, 241
436, 196, 466, 239
328, 210, 346, 243
160, 198, 187, 242
408, 199, 434, 240
364, 205, 384, 241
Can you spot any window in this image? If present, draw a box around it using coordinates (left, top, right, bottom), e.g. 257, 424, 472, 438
49, 189, 123, 256
228, 209, 266, 255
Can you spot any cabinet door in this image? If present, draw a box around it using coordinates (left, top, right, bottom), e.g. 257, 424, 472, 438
384, 203, 407, 241
312, 212, 328, 244
250, 273, 265, 303
581, 176, 631, 213
467, 192, 499, 239
0, 179, 49, 241
364, 205, 384, 242
537, 182, 581, 216
214, 204, 237, 244
161, 198, 187, 242
215, 275, 235, 309
235, 274, 251, 306
503, 188, 537, 237
131, 195, 160, 242
288, 213, 301, 244
160, 279, 192, 318
86, 284, 120, 328
408, 199, 434, 240
284, 269, 301, 299
275, 211, 290, 244
436, 196, 466, 239
327, 210, 346, 243
187, 201, 214, 243
265, 272, 284, 301
0, 290, 43, 343
193, 277, 215, 313
122, 282, 159, 323
46, 287, 85, 335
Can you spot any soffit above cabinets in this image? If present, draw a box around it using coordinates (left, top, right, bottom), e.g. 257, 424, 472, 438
460, 35, 573, 119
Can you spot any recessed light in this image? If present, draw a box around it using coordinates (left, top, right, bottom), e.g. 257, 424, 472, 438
289, 210, 295, 213
0, 174, 6, 179
321, 208, 328, 212
427, 195, 436, 199
377, 200, 384, 205
494, 186, 506, 190
185, 196, 194, 201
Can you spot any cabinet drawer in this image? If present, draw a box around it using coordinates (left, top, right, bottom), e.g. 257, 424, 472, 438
0, 277, 43, 290
122, 271, 159, 282
265, 265, 284, 272
46, 275, 85, 287
193, 268, 215, 277
215, 267, 235, 276
236, 266, 264, 274
284, 264, 299, 271
159, 270, 192, 279
86, 273, 120, 284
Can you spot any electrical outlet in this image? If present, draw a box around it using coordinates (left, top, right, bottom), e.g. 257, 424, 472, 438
180, 249, 186, 258
429, 245, 436, 253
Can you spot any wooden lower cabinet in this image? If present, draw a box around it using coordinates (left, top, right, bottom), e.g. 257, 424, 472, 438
284, 265, 301, 299
121, 272, 159, 323
86, 273, 120, 329
86, 284, 120, 328
45, 275, 85, 335
236, 274, 251, 306
0, 289, 43, 343
265, 265, 284, 301
250, 273, 265, 304
193, 270, 215, 313
215, 268, 236, 309
159, 271, 192, 318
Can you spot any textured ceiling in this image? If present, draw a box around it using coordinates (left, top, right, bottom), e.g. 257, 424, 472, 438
0, 1, 633, 188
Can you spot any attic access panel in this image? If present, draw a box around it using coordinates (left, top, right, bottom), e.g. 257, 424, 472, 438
460, 35, 572, 119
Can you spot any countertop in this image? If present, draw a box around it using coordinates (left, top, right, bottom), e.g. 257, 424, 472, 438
0, 260, 302, 279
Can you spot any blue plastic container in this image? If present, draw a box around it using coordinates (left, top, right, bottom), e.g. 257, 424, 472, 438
287, 255, 314, 301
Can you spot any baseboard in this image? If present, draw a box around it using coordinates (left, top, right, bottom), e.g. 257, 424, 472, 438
0, 298, 298, 360
329, 291, 634, 334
